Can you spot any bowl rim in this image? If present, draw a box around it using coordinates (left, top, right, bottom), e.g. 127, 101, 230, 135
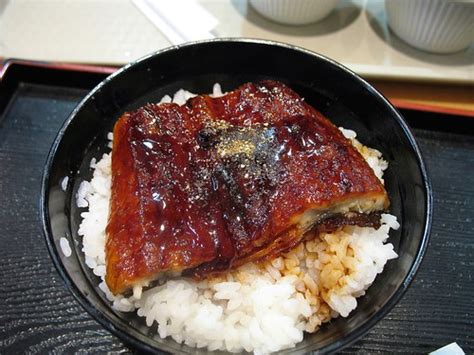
40, 37, 433, 354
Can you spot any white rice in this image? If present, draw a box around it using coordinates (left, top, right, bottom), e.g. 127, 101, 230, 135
76, 86, 399, 354
59, 237, 72, 257
60, 176, 69, 192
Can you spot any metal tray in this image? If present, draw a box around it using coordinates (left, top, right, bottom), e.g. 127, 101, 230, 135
0, 62, 472, 353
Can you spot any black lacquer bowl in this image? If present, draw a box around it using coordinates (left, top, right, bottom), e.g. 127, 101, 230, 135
41, 39, 432, 354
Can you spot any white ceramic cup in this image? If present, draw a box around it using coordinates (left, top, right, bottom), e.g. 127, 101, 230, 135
385, 0, 474, 53
249, 0, 339, 25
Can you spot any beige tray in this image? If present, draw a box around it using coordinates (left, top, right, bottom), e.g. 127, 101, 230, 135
1, 0, 473, 84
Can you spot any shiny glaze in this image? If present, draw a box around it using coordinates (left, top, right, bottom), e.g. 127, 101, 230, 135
105, 81, 388, 294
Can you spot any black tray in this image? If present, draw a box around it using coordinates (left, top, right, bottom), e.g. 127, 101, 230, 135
0, 62, 472, 354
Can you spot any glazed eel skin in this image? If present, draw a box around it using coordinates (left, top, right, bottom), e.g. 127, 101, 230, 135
105, 80, 389, 295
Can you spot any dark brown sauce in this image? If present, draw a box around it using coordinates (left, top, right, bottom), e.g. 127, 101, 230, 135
105, 81, 388, 294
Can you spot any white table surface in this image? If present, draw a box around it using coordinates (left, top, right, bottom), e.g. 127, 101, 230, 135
1, 0, 473, 83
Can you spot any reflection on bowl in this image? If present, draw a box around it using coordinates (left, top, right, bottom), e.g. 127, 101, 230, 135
41, 39, 432, 354
385, 0, 474, 54
249, 0, 339, 25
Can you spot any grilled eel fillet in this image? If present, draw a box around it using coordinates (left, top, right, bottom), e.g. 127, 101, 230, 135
105, 80, 389, 294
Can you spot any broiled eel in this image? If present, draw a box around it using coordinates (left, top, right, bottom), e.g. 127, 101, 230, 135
105, 81, 389, 295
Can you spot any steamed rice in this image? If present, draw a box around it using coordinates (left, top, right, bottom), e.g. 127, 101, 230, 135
76, 85, 399, 354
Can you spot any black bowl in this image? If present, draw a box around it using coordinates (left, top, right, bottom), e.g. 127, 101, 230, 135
41, 38, 432, 354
